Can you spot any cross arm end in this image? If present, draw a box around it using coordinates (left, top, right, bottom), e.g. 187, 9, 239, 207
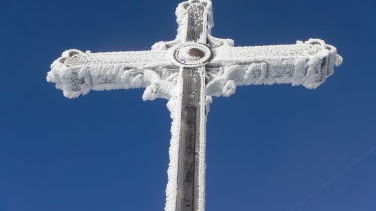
206, 39, 343, 97
47, 49, 177, 99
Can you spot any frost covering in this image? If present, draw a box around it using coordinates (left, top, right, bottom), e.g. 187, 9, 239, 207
46, 42, 342, 100
47, 49, 178, 100
165, 78, 183, 211
46, 0, 342, 211
208, 39, 343, 97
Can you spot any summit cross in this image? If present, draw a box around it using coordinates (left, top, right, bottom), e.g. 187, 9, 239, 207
46, 0, 342, 211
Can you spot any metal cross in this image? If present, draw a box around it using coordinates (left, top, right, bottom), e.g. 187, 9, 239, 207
46, 0, 342, 211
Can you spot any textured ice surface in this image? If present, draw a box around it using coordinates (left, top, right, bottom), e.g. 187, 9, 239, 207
46, 1, 342, 211
207, 39, 343, 97
47, 40, 341, 100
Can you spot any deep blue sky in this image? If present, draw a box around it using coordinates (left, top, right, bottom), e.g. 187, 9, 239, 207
1, 0, 375, 210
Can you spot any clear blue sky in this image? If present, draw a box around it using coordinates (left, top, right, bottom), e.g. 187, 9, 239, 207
1, 0, 375, 210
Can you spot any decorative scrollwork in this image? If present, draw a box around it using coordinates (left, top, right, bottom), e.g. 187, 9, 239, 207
60, 49, 88, 67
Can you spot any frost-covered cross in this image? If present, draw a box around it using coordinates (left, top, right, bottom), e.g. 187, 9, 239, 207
47, 0, 342, 210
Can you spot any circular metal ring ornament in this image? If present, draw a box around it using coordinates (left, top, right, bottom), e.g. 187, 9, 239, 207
173, 43, 212, 67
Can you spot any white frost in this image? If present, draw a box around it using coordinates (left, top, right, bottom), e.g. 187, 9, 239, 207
165, 73, 183, 211
47, 49, 178, 99
207, 39, 343, 97
46, 1, 342, 211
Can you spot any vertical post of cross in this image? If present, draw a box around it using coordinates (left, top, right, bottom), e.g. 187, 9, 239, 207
175, 1, 210, 211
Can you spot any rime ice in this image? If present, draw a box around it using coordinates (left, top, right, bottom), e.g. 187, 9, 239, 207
46, 0, 342, 211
